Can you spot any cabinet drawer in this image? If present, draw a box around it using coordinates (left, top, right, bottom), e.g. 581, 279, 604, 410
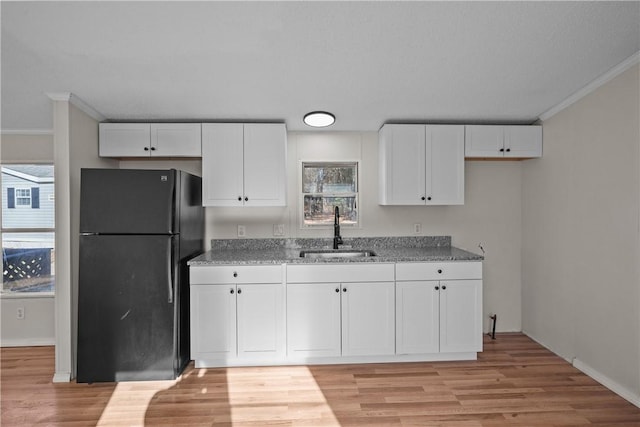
396, 262, 482, 281
287, 263, 394, 283
190, 265, 283, 285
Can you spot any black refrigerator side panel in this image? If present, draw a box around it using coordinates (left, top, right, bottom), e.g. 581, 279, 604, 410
175, 171, 204, 369
77, 235, 177, 382
80, 169, 177, 234
176, 171, 204, 258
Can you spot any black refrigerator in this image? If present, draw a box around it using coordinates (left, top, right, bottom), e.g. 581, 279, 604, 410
77, 168, 204, 383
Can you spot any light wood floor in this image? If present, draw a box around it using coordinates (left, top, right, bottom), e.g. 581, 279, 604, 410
2, 333, 640, 426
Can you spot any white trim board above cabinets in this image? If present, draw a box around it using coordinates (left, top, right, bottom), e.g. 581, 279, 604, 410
465, 125, 542, 159
379, 124, 465, 206
201, 123, 287, 207
99, 123, 202, 158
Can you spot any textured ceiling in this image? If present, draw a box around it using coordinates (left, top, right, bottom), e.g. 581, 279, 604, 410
2, 1, 639, 132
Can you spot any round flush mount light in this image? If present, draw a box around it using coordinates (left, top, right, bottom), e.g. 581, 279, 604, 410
303, 111, 335, 128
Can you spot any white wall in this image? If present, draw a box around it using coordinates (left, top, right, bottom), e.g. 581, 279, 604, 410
0, 133, 56, 346
522, 64, 640, 404
204, 131, 525, 332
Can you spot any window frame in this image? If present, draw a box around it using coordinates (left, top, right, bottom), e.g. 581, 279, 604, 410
299, 160, 361, 229
1, 163, 55, 296
14, 187, 32, 208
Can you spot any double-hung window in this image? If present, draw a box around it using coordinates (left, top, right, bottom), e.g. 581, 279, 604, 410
302, 162, 358, 227
14, 188, 32, 207
1, 164, 55, 294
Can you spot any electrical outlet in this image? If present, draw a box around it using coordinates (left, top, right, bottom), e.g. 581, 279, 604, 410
237, 225, 246, 238
413, 223, 422, 234
16, 307, 25, 320
273, 224, 284, 236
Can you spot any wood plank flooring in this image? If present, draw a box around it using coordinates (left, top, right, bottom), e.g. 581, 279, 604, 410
2, 333, 640, 426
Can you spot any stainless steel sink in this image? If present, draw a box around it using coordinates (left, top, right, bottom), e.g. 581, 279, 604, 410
299, 249, 377, 259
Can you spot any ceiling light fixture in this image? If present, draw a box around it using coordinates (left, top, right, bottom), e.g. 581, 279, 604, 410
303, 111, 335, 128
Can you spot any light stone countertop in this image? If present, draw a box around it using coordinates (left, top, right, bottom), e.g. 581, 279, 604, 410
188, 236, 483, 265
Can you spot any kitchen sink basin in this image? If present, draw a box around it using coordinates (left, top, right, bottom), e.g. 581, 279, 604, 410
299, 249, 377, 259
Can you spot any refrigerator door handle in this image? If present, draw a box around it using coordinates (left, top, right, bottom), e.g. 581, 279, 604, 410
167, 244, 174, 304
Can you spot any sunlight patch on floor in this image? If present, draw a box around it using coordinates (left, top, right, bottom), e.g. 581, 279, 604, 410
225, 365, 341, 425
96, 379, 176, 427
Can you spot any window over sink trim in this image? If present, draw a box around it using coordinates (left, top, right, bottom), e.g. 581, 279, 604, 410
300, 161, 359, 228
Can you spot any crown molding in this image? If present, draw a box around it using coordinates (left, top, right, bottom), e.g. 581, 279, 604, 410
45, 92, 106, 122
1, 129, 54, 135
539, 51, 640, 122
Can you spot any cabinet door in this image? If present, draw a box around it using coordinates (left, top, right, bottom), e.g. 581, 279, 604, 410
426, 125, 465, 205
99, 123, 151, 157
287, 283, 341, 358
396, 281, 439, 354
342, 282, 395, 356
201, 123, 245, 206
236, 284, 285, 359
439, 280, 482, 353
378, 124, 426, 205
151, 123, 201, 157
464, 125, 504, 157
190, 285, 237, 359
504, 126, 542, 158
243, 123, 287, 206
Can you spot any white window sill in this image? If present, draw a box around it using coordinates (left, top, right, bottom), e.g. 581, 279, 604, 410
0, 292, 55, 299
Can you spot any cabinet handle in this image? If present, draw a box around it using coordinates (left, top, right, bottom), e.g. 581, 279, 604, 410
230, 288, 234, 294
144, 147, 149, 151
244, 196, 249, 202
499, 148, 505, 152
342, 287, 347, 292
233, 272, 238, 278
506, 148, 511, 152
437, 269, 443, 274
237, 288, 242, 294
435, 286, 439, 290
427, 196, 432, 201
442, 285, 447, 290
238, 196, 242, 201
421, 196, 426, 201
335, 288, 340, 293
150, 147, 156, 151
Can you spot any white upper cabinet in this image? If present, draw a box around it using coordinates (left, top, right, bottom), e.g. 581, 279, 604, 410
150, 123, 202, 156
201, 123, 287, 207
99, 123, 201, 157
465, 125, 542, 158
379, 124, 464, 205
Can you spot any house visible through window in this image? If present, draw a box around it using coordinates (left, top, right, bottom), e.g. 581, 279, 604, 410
1, 164, 55, 294
302, 162, 358, 227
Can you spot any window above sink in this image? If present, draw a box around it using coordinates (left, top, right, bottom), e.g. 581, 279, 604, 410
301, 162, 358, 228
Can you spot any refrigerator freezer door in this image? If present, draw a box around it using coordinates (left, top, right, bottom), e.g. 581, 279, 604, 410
77, 234, 180, 382
80, 169, 177, 234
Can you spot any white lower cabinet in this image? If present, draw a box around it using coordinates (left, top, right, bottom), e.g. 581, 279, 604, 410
190, 265, 285, 366
286, 283, 342, 358
396, 262, 483, 355
190, 261, 482, 367
287, 280, 395, 359
341, 281, 395, 356
286, 264, 395, 360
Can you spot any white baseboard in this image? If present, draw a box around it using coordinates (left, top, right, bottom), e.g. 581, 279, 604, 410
573, 358, 640, 409
52, 372, 71, 383
522, 330, 573, 363
1, 338, 55, 347
524, 332, 640, 408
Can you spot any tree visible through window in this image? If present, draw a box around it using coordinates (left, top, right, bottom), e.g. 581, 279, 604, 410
302, 162, 358, 227
1, 164, 55, 294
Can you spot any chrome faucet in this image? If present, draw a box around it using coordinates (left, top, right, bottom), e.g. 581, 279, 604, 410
333, 206, 343, 249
